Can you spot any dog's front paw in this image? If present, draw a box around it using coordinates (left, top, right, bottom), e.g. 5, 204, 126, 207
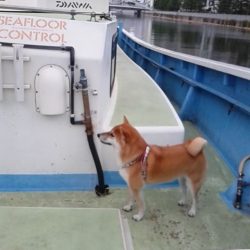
187, 208, 196, 217
178, 199, 186, 206
132, 214, 143, 222
122, 204, 133, 212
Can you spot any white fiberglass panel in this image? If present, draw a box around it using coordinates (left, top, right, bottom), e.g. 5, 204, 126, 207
0, 47, 94, 174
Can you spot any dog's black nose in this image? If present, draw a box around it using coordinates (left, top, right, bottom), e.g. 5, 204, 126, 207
97, 133, 100, 138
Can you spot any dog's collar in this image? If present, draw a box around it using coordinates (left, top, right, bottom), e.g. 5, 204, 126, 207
122, 145, 150, 180
122, 155, 142, 169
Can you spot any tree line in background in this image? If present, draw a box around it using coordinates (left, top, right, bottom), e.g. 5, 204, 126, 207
218, 0, 250, 14
154, 0, 250, 14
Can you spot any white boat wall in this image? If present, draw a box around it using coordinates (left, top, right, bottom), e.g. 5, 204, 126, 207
0, 1, 184, 193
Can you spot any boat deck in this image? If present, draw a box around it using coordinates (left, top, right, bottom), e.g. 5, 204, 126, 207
0, 207, 128, 250
0, 121, 250, 250
111, 48, 178, 127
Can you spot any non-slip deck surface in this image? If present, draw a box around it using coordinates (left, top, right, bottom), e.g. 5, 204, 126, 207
1, 122, 250, 250
0, 207, 126, 250
0, 39, 248, 248
111, 48, 178, 127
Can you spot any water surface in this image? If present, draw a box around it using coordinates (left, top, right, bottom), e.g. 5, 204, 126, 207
117, 13, 250, 68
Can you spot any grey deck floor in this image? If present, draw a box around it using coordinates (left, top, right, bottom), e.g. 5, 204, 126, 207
0, 121, 250, 250
111, 48, 178, 127
0, 207, 125, 250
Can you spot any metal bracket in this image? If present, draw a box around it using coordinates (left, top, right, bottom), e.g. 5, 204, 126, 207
0, 44, 3, 101
2, 84, 31, 89
2, 55, 30, 62
13, 44, 25, 102
0, 44, 30, 101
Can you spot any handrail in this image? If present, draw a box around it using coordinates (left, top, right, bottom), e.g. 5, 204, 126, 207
121, 36, 250, 115
122, 29, 250, 81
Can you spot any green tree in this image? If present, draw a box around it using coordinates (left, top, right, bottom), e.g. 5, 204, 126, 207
218, 0, 233, 13
243, 0, 250, 14
232, 0, 250, 14
218, 0, 250, 14
154, 0, 166, 10
154, 0, 181, 11
167, 0, 181, 11
182, 0, 204, 11
232, 0, 241, 13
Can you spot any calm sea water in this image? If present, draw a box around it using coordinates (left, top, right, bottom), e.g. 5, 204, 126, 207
117, 13, 250, 68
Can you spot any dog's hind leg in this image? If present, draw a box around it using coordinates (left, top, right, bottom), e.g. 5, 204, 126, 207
186, 177, 202, 217
188, 192, 196, 217
178, 177, 188, 207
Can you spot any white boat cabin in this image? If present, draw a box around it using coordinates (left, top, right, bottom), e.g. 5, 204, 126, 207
0, 0, 183, 192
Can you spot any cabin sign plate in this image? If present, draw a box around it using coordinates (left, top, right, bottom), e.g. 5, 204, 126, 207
0, 13, 90, 46
0, 0, 109, 13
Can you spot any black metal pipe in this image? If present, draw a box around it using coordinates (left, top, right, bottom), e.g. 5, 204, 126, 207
78, 69, 109, 196
66, 46, 81, 125
234, 155, 250, 209
234, 173, 244, 209
87, 134, 109, 196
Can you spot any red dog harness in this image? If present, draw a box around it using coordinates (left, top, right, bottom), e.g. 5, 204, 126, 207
141, 145, 150, 180
122, 145, 150, 180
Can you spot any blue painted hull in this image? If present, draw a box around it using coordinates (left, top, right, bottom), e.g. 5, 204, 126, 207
118, 27, 250, 213
0, 173, 177, 192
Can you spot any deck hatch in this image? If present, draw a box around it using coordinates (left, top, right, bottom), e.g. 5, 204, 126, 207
35, 64, 70, 115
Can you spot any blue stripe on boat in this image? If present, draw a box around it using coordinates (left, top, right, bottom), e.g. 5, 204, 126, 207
0, 172, 178, 192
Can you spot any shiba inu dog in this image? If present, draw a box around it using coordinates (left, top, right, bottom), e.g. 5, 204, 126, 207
98, 117, 207, 221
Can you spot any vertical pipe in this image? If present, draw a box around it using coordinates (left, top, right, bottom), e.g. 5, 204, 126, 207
234, 155, 250, 209
79, 69, 109, 196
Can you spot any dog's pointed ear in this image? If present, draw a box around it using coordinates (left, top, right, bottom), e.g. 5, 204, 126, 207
119, 126, 130, 144
123, 115, 129, 124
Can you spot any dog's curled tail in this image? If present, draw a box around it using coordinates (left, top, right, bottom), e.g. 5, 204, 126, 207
186, 137, 207, 157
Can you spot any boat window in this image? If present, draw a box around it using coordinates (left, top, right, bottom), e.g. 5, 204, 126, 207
110, 32, 117, 96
